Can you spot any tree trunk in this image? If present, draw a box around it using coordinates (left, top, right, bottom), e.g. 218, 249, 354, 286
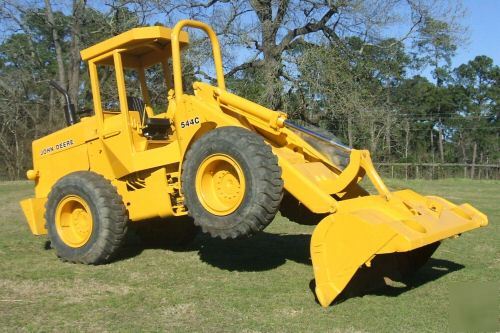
383, 111, 391, 160
49, 88, 56, 125
438, 122, 444, 163
459, 133, 467, 163
248, 0, 338, 110
68, 0, 85, 108
471, 142, 477, 179
261, 56, 282, 109
369, 119, 376, 154
478, 152, 483, 179
438, 129, 444, 163
436, 86, 444, 162
430, 128, 434, 162
404, 119, 410, 161
44, 0, 67, 102
347, 112, 354, 147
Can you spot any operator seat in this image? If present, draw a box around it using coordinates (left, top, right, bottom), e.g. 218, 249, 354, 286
127, 96, 170, 140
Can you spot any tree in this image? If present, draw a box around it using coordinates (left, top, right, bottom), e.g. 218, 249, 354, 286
144, 0, 462, 110
414, 17, 461, 163
0, 0, 497, 180
295, 36, 410, 157
451, 56, 499, 177
393, 75, 436, 162
0, 1, 143, 179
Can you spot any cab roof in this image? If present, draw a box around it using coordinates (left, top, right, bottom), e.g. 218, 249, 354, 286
80, 26, 190, 62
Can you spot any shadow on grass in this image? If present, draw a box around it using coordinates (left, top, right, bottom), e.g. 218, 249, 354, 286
374, 258, 464, 296
322, 257, 464, 306
114, 231, 312, 270
54, 230, 462, 303
195, 232, 311, 271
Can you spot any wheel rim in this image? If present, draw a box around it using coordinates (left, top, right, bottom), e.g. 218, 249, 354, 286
55, 195, 93, 248
195, 154, 246, 215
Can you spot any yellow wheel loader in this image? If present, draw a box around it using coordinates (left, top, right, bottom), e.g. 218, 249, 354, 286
20, 20, 488, 307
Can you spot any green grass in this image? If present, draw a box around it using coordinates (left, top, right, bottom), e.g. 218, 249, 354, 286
0, 179, 498, 332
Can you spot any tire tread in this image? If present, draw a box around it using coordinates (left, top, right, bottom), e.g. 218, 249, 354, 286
182, 127, 283, 239
45, 171, 128, 264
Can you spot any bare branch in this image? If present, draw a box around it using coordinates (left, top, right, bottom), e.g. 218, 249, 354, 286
225, 59, 264, 77
188, 0, 230, 9
277, 5, 338, 53
272, 0, 289, 33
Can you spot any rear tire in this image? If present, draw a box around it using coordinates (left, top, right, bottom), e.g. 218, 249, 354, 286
45, 171, 128, 264
182, 126, 283, 239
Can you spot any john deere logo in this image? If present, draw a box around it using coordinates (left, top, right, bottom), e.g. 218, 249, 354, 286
40, 139, 74, 156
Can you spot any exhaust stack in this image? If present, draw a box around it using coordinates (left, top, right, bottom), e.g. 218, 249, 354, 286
49, 80, 78, 126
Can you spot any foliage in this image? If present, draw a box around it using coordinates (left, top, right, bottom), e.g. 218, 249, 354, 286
0, 0, 498, 179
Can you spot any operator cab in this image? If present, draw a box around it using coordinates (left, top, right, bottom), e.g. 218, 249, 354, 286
80, 26, 190, 147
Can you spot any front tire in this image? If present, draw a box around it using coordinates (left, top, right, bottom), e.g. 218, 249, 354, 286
182, 126, 283, 239
45, 171, 128, 264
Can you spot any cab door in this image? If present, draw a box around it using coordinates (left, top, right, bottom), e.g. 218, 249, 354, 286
87, 51, 134, 178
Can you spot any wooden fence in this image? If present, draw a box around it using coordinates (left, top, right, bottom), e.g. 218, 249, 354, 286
375, 162, 500, 180
1, 163, 499, 181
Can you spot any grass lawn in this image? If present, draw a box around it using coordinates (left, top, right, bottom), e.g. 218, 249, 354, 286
0, 179, 498, 332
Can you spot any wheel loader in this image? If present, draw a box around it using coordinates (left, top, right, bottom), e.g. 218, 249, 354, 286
20, 20, 488, 307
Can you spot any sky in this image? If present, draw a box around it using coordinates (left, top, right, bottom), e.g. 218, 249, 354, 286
2, 0, 498, 73
453, 0, 500, 67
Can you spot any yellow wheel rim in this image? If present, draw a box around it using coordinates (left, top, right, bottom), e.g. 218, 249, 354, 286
195, 154, 246, 215
55, 195, 93, 248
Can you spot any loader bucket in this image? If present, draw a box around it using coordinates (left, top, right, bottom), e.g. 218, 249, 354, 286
310, 190, 488, 307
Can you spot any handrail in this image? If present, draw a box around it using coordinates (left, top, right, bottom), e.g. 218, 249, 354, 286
171, 20, 226, 104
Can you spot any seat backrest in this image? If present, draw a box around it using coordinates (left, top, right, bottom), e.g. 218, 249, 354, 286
126, 96, 170, 140
126, 96, 148, 125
